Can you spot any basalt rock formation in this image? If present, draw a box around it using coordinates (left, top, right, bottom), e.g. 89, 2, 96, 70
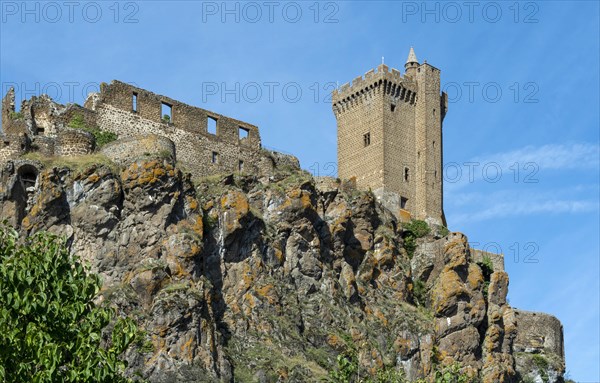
0, 158, 565, 383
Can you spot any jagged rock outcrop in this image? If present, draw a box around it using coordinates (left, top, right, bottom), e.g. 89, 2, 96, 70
0, 159, 566, 382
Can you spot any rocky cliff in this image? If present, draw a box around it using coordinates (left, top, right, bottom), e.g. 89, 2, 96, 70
0, 157, 565, 382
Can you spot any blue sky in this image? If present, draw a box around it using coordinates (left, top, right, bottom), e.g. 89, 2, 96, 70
1, 0, 599, 380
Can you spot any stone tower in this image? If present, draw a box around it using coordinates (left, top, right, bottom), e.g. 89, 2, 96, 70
333, 48, 448, 225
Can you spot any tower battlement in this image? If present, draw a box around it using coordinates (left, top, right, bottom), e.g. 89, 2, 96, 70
332, 64, 419, 116
334, 48, 447, 225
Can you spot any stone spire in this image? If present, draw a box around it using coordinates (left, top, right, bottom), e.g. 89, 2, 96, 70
404, 47, 419, 77
406, 47, 418, 64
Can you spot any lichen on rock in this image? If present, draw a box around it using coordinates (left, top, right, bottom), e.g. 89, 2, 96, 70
0, 159, 566, 382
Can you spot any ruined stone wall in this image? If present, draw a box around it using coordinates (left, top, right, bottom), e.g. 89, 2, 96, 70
513, 310, 565, 381
32, 136, 55, 157
101, 134, 176, 166
0, 87, 24, 135
15, 97, 97, 138
1, 88, 15, 130
0, 134, 27, 164
1, 80, 299, 178
1, 88, 28, 136
26, 95, 64, 136
84, 80, 270, 178
55, 104, 99, 133
54, 129, 95, 157
94, 81, 261, 149
95, 104, 261, 178
514, 310, 564, 356
471, 248, 505, 272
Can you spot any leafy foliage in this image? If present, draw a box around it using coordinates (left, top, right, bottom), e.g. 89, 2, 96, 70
327, 350, 358, 383
402, 220, 430, 259
532, 354, 549, 383
430, 363, 475, 383
8, 111, 23, 120
477, 256, 494, 298
0, 223, 137, 382
439, 226, 450, 237
326, 336, 358, 383
404, 220, 430, 239
412, 279, 428, 307
326, 340, 475, 383
363, 367, 406, 383
478, 256, 494, 275
68, 113, 118, 148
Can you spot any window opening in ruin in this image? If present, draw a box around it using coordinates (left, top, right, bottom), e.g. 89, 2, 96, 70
37, 127, 45, 134
404, 167, 409, 182
3, 141, 9, 146
132, 93, 138, 112
433, 108, 436, 116
390, 104, 396, 112
238, 126, 249, 139
363, 132, 371, 147
433, 140, 436, 148
208, 117, 217, 134
239, 160, 244, 172
400, 197, 408, 209
161, 102, 172, 123
212, 151, 219, 164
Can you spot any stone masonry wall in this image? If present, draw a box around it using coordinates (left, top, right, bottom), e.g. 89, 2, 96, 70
333, 61, 446, 225
54, 129, 95, 157
382, 74, 417, 212
1, 80, 299, 178
85, 80, 268, 178
514, 310, 564, 356
95, 104, 261, 178
93, 81, 261, 149
31, 136, 55, 157
513, 310, 565, 381
101, 134, 176, 166
471, 248, 505, 272
0, 134, 27, 164
414, 64, 444, 224
334, 65, 395, 191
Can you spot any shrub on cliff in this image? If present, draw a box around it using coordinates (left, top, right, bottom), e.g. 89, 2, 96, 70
403, 219, 430, 258
0, 224, 137, 382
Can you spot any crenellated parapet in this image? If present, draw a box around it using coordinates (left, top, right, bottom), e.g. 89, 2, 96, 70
332, 64, 417, 116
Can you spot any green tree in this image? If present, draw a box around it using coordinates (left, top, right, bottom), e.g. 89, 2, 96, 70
0, 223, 137, 382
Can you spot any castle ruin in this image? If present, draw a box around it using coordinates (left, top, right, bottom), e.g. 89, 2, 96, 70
333, 48, 447, 225
1, 80, 299, 178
